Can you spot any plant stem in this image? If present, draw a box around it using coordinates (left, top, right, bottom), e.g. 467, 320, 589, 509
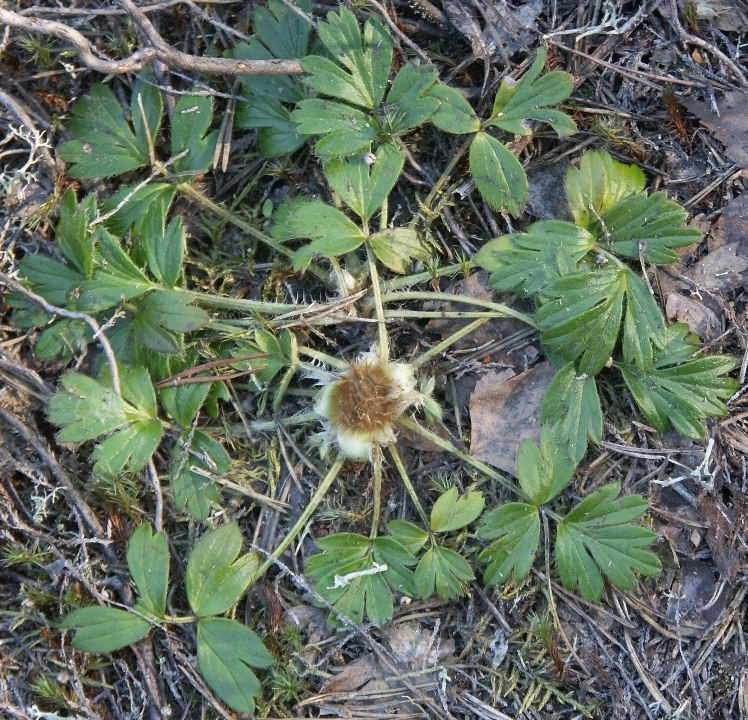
383, 262, 475, 292
162, 614, 197, 624
248, 409, 319, 432
384, 261, 470, 292
397, 416, 518, 496
410, 318, 489, 369
388, 445, 429, 526
370, 445, 383, 539
178, 182, 291, 257
297, 345, 350, 371
252, 457, 345, 582
423, 136, 473, 211
380, 291, 537, 327
185, 289, 298, 314
365, 242, 389, 362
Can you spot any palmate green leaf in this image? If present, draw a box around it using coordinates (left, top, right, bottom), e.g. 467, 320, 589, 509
381, 61, 439, 134
292, 99, 380, 157
231, 328, 294, 384
540, 363, 602, 464
620, 346, 737, 440
386, 520, 429, 554
61, 607, 152, 653
287, 203, 366, 268
236, 97, 304, 156
324, 143, 405, 223
79, 228, 154, 311
602, 192, 702, 264
119, 365, 159, 417
171, 430, 228, 521
186, 523, 258, 617
48, 374, 149, 443
131, 291, 209, 354
372, 536, 418, 597
160, 380, 210, 428
59, 80, 162, 179
415, 546, 474, 599
127, 524, 169, 618
538, 266, 667, 375
516, 425, 575, 505
304, 9, 392, 110
566, 150, 646, 231
18, 255, 85, 307
425, 82, 480, 134
430, 487, 485, 532
306, 535, 393, 624
469, 132, 528, 216
92, 419, 163, 476
171, 94, 218, 174
197, 617, 274, 716
368, 228, 430, 273
536, 266, 625, 376
477, 503, 540, 584
556, 482, 661, 601
474, 220, 595, 297
488, 49, 576, 137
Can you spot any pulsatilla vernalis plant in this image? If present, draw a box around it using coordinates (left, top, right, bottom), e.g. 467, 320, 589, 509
9, 0, 740, 715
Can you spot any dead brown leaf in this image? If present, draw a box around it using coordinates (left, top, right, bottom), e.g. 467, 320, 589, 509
684, 91, 748, 168
685, 242, 748, 292
665, 292, 722, 340
469, 361, 556, 476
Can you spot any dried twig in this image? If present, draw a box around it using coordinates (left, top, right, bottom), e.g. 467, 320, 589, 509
0, 4, 303, 77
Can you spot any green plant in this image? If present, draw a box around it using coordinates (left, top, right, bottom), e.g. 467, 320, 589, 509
8, 2, 739, 711
61, 523, 273, 715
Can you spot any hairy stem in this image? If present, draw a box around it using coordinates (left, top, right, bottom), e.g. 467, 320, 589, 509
397, 416, 517, 495
370, 446, 383, 539
388, 445, 429, 526
366, 243, 390, 362
410, 318, 489, 369
380, 291, 537, 327
252, 457, 345, 582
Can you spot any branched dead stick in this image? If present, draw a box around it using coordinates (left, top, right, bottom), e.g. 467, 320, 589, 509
667, 0, 748, 87
0, 6, 303, 76
0, 270, 122, 396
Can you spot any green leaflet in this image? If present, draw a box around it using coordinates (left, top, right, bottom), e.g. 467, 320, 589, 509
368, 228, 431, 274
197, 617, 274, 715
287, 203, 366, 268
540, 363, 603, 464
171, 94, 218, 174
556, 482, 661, 601
516, 425, 575, 505
488, 49, 576, 137
565, 150, 646, 230
601, 192, 703, 264
170, 430, 228, 521
324, 143, 405, 223
59, 81, 161, 179
61, 607, 152, 653
478, 503, 540, 585
414, 546, 474, 600
469, 131, 528, 216
474, 220, 595, 297
430, 487, 485, 532
131, 291, 209, 355
620, 337, 737, 439
185, 523, 259, 617
127, 524, 169, 618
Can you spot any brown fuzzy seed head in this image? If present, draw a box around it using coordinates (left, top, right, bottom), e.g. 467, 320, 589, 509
327, 362, 400, 434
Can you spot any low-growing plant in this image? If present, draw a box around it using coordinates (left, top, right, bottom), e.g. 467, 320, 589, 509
9, 0, 739, 714
62, 523, 274, 714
